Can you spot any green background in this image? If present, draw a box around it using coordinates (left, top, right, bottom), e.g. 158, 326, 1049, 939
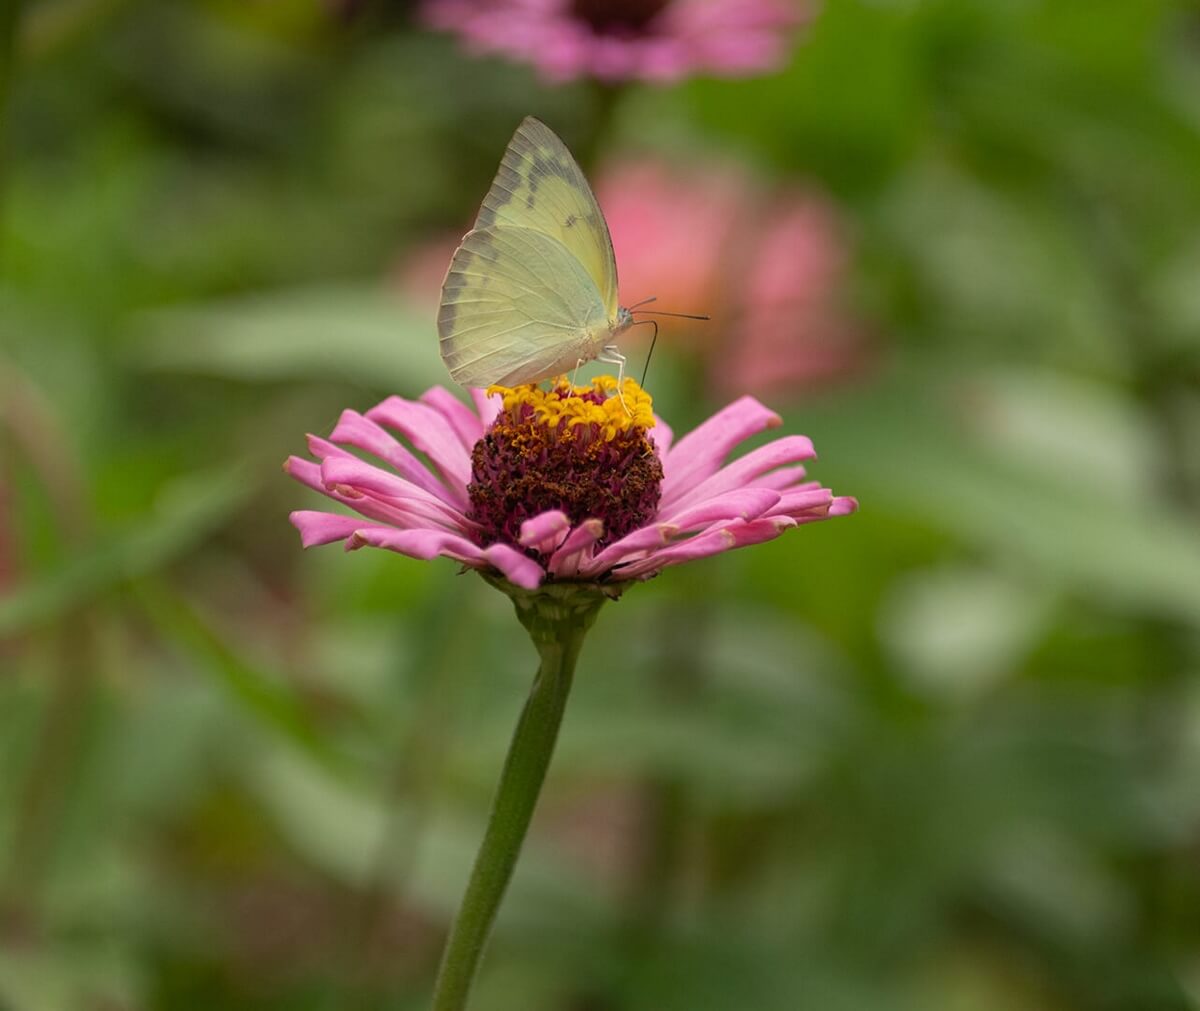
3, 2, 1200, 1008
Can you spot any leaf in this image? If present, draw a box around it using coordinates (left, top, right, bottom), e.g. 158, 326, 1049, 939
0, 467, 251, 637
0, 944, 140, 1011
810, 363, 1200, 623
129, 285, 446, 394
132, 579, 345, 771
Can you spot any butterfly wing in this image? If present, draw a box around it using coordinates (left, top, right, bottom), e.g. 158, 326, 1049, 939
473, 117, 620, 317
439, 224, 610, 388
438, 117, 621, 388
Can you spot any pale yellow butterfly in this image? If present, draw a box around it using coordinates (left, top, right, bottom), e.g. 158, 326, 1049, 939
438, 117, 635, 389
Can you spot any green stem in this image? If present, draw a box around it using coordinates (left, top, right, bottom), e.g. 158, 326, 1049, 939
430, 579, 620, 1011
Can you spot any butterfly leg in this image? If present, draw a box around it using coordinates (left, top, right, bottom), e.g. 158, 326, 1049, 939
572, 358, 586, 390
598, 345, 630, 415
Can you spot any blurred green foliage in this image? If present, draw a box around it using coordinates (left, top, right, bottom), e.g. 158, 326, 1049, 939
3, 1, 1200, 1009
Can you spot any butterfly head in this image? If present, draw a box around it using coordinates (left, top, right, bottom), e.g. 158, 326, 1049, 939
623, 297, 712, 386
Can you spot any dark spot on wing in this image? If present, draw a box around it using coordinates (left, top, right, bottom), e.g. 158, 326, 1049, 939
565, 214, 577, 228
476, 161, 524, 228
526, 192, 536, 209
531, 152, 578, 188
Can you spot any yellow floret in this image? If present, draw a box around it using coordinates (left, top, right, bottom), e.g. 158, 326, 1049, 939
486, 375, 656, 440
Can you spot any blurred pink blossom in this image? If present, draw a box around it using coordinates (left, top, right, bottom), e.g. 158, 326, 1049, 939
394, 234, 460, 311
597, 160, 744, 335
720, 192, 869, 396
599, 162, 869, 395
421, 0, 808, 83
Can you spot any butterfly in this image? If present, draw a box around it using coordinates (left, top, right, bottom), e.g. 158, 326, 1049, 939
439, 117, 700, 390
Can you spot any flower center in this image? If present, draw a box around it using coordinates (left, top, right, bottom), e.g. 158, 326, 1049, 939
468, 376, 664, 558
569, 0, 672, 33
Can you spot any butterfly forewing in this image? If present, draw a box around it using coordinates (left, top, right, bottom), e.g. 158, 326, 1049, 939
476, 118, 620, 315
439, 225, 609, 388
438, 117, 621, 389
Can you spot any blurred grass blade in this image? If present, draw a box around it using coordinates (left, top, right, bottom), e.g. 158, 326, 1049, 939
133, 578, 344, 771
818, 368, 1200, 622
0, 467, 250, 637
129, 285, 445, 393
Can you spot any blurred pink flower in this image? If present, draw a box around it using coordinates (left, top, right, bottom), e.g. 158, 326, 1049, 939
286, 377, 854, 589
396, 156, 869, 400
421, 0, 808, 83
597, 160, 745, 330
394, 234, 460, 311
598, 160, 870, 396
720, 192, 869, 396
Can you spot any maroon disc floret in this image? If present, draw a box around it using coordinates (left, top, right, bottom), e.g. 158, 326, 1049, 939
468, 411, 663, 558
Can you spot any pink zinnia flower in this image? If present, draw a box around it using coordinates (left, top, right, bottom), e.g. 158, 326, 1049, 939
420, 0, 808, 84
286, 377, 854, 590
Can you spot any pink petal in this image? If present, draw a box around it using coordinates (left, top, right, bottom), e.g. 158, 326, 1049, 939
480, 543, 545, 589
287, 455, 461, 531
750, 465, 810, 491
470, 387, 502, 428
611, 528, 734, 579
616, 516, 794, 580
578, 522, 677, 578
660, 396, 781, 506
660, 487, 781, 532
725, 515, 798, 545
347, 526, 544, 589
547, 518, 605, 578
519, 510, 571, 553
328, 409, 462, 505
651, 416, 674, 459
768, 486, 834, 518
317, 454, 473, 529
830, 496, 858, 516
420, 387, 485, 449
366, 396, 473, 491
663, 435, 816, 513
289, 510, 388, 548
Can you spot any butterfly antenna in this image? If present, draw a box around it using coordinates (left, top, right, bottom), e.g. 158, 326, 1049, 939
633, 318, 658, 387
631, 309, 711, 320
627, 296, 658, 311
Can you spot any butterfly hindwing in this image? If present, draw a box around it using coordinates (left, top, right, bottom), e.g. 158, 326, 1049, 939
439, 224, 610, 388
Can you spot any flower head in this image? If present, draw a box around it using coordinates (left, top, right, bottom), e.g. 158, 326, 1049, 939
286, 377, 855, 590
471, 378, 662, 554
420, 0, 808, 84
